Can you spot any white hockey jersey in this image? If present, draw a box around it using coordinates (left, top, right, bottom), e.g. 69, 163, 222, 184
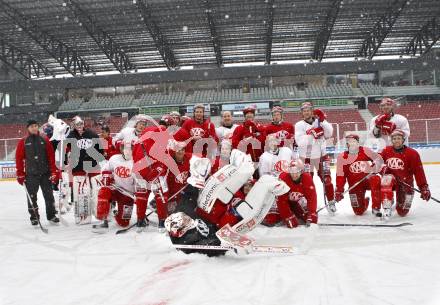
369, 114, 410, 148
258, 147, 294, 177
112, 127, 140, 146
215, 124, 238, 141
295, 119, 333, 159
102, 154, 135, 194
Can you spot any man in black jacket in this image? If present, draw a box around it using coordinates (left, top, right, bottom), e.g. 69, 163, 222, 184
15, 119, 60, 226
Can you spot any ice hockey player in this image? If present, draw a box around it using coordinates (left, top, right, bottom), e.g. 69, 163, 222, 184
215, 110, 238, 143
174, 103, 218, 157
272, 159, 318, 228
166, 142, 191, 213
164, 150, 289, 256
170, 111, 182, 126
113, 114, 148, 146
335, 134, 383, 216
93, 140, 149, 232
231, 106, 265, 163
295, 102, 336, 214
369, 97, 410, 149
133, 115, 179, 231
264, 106, 295, 148
258, 134, 294, 177
65, 116, 104, 224
15, 119, 60, 226
100, 125, 118, 160
378, 129, 430, 219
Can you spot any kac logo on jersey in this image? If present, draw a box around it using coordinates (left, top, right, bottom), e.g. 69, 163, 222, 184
175, 171, 189, 183
190, 127, 205, 138
115, 166, 131, 178
274, 160, 289, 173
76, 138, 93, 149
349, 161, 368, 174
276, 130, 290, 139
289, 191, 304, 202
386, 158, 405, 170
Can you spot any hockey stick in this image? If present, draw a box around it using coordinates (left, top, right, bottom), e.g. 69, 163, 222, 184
318, 222, 412, 228
23, 185, 48, 234
114, 184, 188, 235
317, 172, 375, 213
115, 210, 154, 235
173, 243, 295, 254
397, 179, 440, 203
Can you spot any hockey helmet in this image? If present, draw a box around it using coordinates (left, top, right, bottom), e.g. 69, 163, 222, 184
300, 102, 314, 111
242, 106, 256, 115
160, 114, 176, 126
345, 133, 360, 142
287, 159, 304, 174
390, 129, 405, 139
379, 97, 396, 107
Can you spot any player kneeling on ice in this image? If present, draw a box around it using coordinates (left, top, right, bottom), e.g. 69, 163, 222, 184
93, 141, 149, 233
164, 149, 289, 256
271, 159, 318, 228
378, 129, 431, 219
335, 134, 383, 216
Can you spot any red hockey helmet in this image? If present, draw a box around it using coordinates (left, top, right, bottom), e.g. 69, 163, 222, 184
164, 212, 196, 238
242, 106, 256, 115
271, 106, 284, 114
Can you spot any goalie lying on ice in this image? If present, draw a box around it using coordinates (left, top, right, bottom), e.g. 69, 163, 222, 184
164, 149, 289, 256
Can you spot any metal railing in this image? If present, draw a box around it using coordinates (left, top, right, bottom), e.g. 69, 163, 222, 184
0, 138, 21, 161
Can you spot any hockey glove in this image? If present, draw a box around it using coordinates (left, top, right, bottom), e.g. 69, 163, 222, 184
313, 108, 327, 122
17, 175, 25, 185
374, 113, 391, 128
306, 212, 318, 224
420, 184, 431, 201
380, 121, 396, 135
335, 191, 344, 202
284, 215, 299, 228
306, 127, 324, 139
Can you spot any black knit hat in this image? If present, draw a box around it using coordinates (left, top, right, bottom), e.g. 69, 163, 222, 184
26, 119, 38, 127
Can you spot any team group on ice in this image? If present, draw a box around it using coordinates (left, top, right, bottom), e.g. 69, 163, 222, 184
14, 98, 433, 254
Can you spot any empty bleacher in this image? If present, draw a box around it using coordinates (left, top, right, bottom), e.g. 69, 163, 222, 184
58, 98, 84, 111
305, 84, 354, 98
359, 83, 384, 96
81, 95, 135, 110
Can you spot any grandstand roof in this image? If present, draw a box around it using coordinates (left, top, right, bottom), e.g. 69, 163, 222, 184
1, 0, 439, 80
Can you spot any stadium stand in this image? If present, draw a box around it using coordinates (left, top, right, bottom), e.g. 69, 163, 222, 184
58, 98, 84, 111
359, 83, 384, 96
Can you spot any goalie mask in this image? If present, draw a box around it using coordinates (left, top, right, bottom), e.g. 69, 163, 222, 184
266, 134, 280, 154
287, 159, 304, 180
165, 212, 196, 238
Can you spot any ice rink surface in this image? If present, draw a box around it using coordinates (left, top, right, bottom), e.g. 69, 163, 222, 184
1, 166, 440, 305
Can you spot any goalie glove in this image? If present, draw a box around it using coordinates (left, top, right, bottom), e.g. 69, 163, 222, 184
187, 156, 212, 189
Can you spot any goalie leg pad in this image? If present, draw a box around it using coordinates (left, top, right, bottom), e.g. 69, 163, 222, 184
73, 175, 91, 224
232, 175, 289, 233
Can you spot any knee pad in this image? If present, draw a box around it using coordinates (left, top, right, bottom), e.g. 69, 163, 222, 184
96, 187, 112, 220
350, 193, 369, 215
396, 192, 413, 217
